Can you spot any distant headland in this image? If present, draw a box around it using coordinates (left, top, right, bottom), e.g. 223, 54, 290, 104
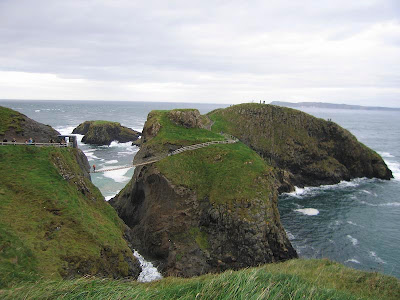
270, 101, 400, 111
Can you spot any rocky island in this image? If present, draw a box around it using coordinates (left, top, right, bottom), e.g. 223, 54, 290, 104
111, 108, 298, 277
111, 104, 392, 278
208, 103, 392, 191
72, 120, 140, 145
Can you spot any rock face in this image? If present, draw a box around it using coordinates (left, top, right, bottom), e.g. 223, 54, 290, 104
0, 106, 60, 142
167, 109, 206, 129
111, 109, 297, 277
72, 120, 140, 145
208, 104, 392, 191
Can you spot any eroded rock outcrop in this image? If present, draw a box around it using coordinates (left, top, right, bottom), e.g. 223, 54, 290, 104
72, 120, 140, 146
208, 104, 392, 191
111, 109, 297, 277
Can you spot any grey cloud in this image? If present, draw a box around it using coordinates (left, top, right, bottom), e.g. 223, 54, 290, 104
0, 0, 399, 103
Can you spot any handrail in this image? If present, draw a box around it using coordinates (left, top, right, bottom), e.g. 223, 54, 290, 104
0, 141, 69, 147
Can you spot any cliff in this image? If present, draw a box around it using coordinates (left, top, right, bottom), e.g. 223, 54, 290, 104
0, 145, 141, 288
110, 109, 297, 277
0, 106, 60, 142
72, 120, 140, 145
208, 103, 392, 191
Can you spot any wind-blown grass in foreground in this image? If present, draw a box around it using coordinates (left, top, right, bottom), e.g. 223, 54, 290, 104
1, 259, 399, 300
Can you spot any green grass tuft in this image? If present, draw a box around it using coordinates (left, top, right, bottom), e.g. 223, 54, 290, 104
0, 146, 134, 288
0, 106, 25, 135
1, 259, 399, 300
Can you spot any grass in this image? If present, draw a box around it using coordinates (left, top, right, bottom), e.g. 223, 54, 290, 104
156, 142, 275, 209
0, 106, 25, 135
91, 120, 121, 126
145, 110, 224, 147
1, 259, 398, 300
0, 146, 135, 288
143, 109, 277, 212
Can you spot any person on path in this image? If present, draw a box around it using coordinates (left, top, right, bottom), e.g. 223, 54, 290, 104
93, 164, 96, 173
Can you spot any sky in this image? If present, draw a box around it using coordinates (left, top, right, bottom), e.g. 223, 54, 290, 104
0, 0, 399, 106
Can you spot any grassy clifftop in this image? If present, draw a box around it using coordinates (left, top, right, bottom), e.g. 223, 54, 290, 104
0, 106, 60, 143
0, 146, 140, 288
111, 109, 296, 277
2, 259, 399, 300
146, 110, 275, 207
0, 106, 25, 135
208, 103, 392, 188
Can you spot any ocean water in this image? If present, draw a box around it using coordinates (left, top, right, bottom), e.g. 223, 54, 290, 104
1, 100, 399, 279
279, 108, 400, 278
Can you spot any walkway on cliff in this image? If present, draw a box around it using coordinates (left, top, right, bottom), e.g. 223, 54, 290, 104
90, 135, 238, 173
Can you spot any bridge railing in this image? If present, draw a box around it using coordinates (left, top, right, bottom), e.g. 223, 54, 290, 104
0, 142, 70, 147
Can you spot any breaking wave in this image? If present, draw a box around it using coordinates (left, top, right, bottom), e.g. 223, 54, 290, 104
294, 208, 319, 216
133, 251, 163, 282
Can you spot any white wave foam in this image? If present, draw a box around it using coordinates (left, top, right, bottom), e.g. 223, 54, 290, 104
347, 235, 359, 246
345, 258, 360, 264
347, 221, 364, 227
359, 200, 400, 207
35, 109, 40, 112
358, 200, 378, 207
84, 152, 99, 160
385, 160, 400, 181
369, 251, 386, 264
109, 141, 135, 148
54, 126, 75, 135
284, 178, 371, 198
294, 208, 319, 216
380, 202, 400, 207
103, 168, 131, 183
378, 151, 395, 158
133, 250, 162, 282
104, 190, 120, 201
362, 190, 371, 195
285, 230, 295, 240
104, 160, 119, 165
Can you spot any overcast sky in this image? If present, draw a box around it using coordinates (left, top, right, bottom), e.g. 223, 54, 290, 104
0, 0, 399, 106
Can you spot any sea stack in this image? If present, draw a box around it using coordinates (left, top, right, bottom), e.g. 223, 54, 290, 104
207, 103, 393, 192
72, 120, 141, 146
110, 109, 297, 277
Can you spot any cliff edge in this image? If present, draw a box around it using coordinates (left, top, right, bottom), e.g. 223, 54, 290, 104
208, 103, 392, 191
0, 111, 141, 288
110, 109, 297, 277
0, 106, 60, 142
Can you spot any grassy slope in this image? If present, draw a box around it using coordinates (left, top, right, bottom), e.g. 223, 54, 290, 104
0, 106, 24, 135
0, 146, 134, 288
2, 259, 399, 300
149, 110, 276, 209
208, 104, 383, 164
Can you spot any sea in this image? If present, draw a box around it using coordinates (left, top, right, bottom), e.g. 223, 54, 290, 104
1, 100, 399, 280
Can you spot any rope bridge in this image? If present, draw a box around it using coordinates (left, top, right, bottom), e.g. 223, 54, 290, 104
90, 136, 238, 173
